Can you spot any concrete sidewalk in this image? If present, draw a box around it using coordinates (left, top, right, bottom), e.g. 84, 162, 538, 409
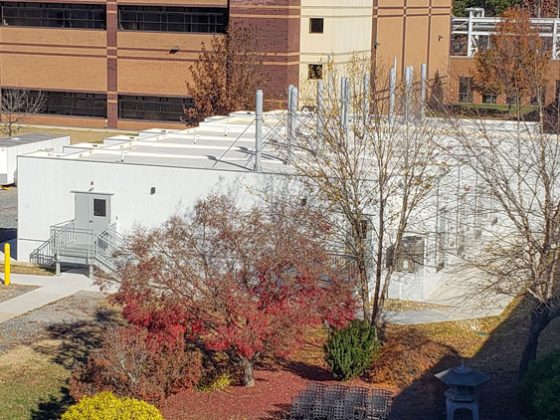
0, 271, 102, 323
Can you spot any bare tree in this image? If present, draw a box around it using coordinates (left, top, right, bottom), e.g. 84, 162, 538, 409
444, 113, 560, 379
184, 24, 264, 125
0, 89, 45, 136
292, 56, 443, 325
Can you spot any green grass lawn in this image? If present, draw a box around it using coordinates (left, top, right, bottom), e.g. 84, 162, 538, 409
0, 344, 71, 420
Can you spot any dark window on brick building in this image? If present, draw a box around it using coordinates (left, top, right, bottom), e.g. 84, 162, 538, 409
309, 18, 324, 34
119, 6, 227, 33
0, 2, 106, 29
556, 81, 560, 103
118, 95, 193, 121
458, 77, 473, 103
531, 88, 546, 106
3, 90, 108, 117
308, 64, 323, 80
482, 92, 496, 104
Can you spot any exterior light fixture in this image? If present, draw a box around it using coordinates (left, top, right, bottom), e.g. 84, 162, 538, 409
169, 46, 180, 54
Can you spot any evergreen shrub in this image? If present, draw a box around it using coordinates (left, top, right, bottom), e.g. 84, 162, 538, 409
324, 319, 381, 380
519, 351, 560, 420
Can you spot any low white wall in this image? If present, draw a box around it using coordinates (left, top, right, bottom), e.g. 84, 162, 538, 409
3, 136, 70, 184
17, 155, 292, 261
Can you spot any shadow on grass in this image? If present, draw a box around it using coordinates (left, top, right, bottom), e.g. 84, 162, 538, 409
31, 387, 74, 420
30, 307, 123, 418
387, 296, 560, 420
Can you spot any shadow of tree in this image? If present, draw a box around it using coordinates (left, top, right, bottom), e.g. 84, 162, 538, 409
30, 307, 123, 418
275, 359, 332, 382
260, 402, 292, 420
31, 388, 74, 420
387, 296, 560, 420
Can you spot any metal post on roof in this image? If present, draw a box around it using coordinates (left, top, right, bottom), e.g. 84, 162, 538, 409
316, 79, 324, 139
341, 77, 349, 135
420, 63, 427, 120
363, 73, 370, 120
287, 85, 294, 163
254, 89, 263, 171
404, 66, 413, 120
287, 85, 298, 164
389, 65, 396, 123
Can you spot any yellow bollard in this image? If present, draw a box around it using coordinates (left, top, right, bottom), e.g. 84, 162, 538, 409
3, 243, 10, 286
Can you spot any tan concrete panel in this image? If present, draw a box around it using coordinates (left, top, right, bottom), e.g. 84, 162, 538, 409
118, 59, 190, 95
407, 0, 430, 8
432, 0, 452, 7
428, 14, 451, 81
377, 0, 405, 8
0, 27, 106, 48
377, 9, 405, 17
375, 17, 404, 70
404, 16, 429, 70
1, 55, 107, 92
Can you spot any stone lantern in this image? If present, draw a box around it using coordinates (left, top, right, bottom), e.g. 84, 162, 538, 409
435, 364, 489, 420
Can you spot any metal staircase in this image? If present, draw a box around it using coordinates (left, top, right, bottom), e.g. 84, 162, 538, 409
30, 220, 127, 276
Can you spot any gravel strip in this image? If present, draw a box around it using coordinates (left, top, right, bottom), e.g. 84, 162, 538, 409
0, 290, 108, 354
0, 187, 17, 230
0, 284, 38, 304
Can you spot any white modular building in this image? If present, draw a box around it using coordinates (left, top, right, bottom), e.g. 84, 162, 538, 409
17, 111, 296, 271
15, 105, 513, 301
0, 133, 70, 185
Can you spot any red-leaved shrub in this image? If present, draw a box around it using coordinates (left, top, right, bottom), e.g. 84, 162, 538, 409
70, 326, 202, 404
109, 195, 357, 386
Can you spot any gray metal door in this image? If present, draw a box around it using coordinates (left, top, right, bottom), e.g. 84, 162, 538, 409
74, 192, 112, 233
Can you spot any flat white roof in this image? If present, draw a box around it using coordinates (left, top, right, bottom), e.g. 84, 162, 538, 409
27, 111, 293, 173
0, 133, 66, 148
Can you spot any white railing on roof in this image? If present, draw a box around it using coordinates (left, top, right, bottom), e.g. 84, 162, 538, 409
452, 8, 560, 59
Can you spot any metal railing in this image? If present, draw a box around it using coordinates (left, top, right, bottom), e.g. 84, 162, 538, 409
30, 220, 127, 274
452, 9, 560, 58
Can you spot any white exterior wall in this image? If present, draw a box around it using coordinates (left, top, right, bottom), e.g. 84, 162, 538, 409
299, 0, 373, 87
16, 156, 289, 261
0, 136, 70, 184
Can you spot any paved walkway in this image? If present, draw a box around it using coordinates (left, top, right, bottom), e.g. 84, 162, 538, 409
383, 263, 514, 325
0, 271, 102, 323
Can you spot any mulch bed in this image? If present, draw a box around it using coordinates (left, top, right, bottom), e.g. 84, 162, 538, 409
0, 284, 38, 304
161, 369, 392, 420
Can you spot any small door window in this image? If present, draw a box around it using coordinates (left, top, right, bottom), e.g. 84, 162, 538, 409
93, 199, 107, 217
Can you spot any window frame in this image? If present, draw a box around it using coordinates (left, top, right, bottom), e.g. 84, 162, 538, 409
308, 64, 323, 80
0, 2, 106, 29
118, 6, 228, 33
118, 95, 193, 122
309, 17, 324, 34
458, 76, 473, 103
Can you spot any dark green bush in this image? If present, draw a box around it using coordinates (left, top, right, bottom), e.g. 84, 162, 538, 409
324, 320, 381, 380
519, 351, 560, 420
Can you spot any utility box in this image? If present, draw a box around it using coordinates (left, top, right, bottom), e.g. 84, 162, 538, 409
387, 236, 425, 273
0, 134, 70, 185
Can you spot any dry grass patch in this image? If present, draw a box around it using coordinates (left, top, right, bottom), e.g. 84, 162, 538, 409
0, 263, 54, 276
0, 342, 70, 420
16, 126, 136, 144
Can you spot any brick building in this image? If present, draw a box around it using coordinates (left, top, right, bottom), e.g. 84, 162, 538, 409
0, 0, 452, 129
449, 8, 560, 107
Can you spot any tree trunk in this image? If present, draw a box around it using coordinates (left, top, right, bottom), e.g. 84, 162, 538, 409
518, 303, 553, 380
240, 357, 255, 387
